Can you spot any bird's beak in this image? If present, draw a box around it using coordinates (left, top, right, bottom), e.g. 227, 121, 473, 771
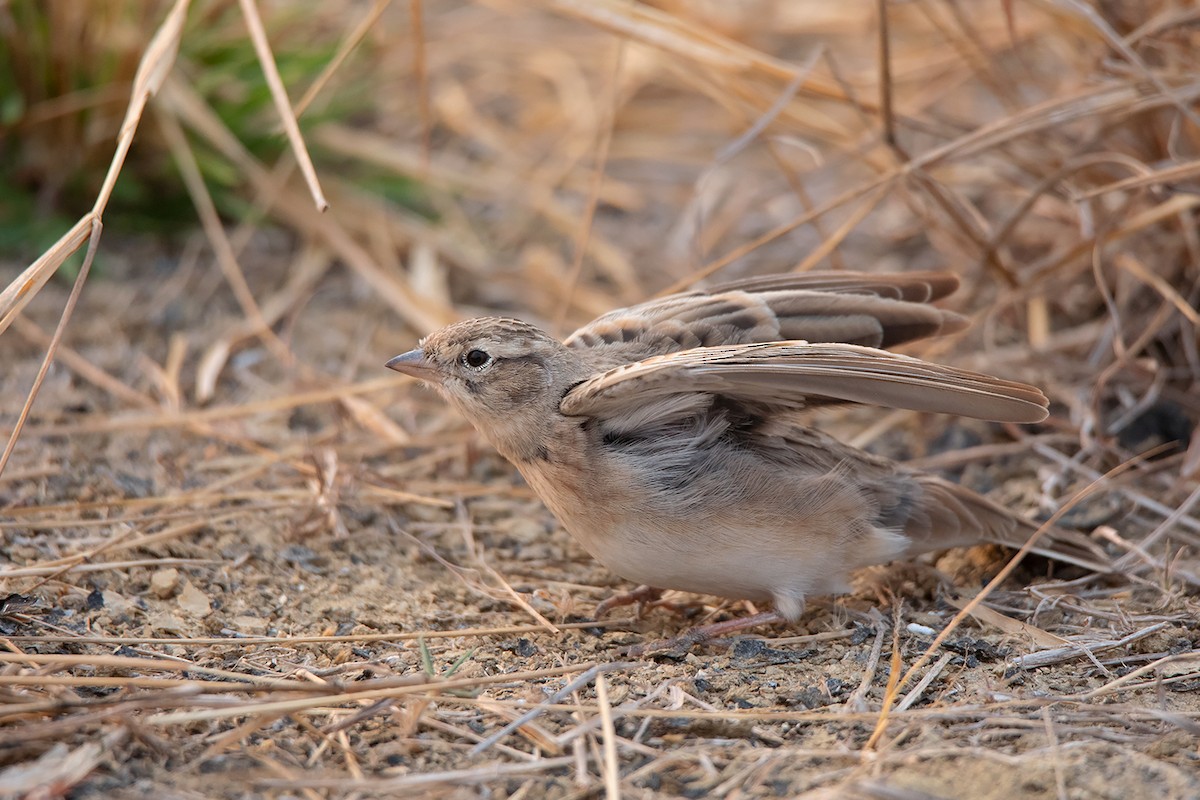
385, 349, 442, 383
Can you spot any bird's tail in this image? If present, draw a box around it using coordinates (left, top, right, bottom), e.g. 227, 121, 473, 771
907, 475, 1113, 573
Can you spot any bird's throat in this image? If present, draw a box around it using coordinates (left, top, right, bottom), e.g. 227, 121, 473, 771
481, 418, 554, 464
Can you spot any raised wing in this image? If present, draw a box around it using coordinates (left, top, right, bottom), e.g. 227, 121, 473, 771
704, 271, 960, 301
560, 341, 1048, 425
565, 271, 968, 366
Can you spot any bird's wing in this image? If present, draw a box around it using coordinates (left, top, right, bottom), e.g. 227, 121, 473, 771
560, 341, 1048, 425
564, 271, 968, 363
704, 270, 961, 301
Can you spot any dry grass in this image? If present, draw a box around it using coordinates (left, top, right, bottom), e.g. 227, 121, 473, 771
2, 0, 1199, 797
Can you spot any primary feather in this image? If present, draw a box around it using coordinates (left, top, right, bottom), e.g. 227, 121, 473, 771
561, 341, 1049, 424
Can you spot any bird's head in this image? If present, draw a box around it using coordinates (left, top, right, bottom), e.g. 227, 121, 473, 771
386, 318, 587, 460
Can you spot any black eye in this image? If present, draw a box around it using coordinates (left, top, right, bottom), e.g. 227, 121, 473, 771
463, 349, 491, 369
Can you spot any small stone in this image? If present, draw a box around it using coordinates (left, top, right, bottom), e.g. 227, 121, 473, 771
230, 615, 268, 634
149, 612, 186, 634
150, 568, 180, 599
177, 581, 211, 617
511, 638, 537, 658
102, 591, 133, 615
501, 517, 545, 544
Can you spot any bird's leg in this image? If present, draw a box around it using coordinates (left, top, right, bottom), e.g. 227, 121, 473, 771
626, 610, 787, 656
594, 585, 665, 618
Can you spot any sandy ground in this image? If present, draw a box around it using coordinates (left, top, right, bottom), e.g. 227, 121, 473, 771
2, 245, 1198, 799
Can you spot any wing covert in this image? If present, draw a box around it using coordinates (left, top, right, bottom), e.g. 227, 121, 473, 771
565, 271, 969, 366
560, 341, 1048, 426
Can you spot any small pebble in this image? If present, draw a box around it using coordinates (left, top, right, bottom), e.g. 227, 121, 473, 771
230, 615, 268, 634
149, 612, 186, 634
150, 568, 180, 599
177, 581, 211, 617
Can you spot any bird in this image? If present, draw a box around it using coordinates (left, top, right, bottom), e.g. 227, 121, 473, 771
386, 271, 1108, 644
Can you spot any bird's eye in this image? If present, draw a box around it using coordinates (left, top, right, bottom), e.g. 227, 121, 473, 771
463, 349, 492, 369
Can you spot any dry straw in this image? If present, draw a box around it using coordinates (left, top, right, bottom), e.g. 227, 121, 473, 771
2, 0, 1199, 797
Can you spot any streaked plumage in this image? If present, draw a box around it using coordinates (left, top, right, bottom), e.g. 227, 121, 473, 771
387, 271, 1108, 623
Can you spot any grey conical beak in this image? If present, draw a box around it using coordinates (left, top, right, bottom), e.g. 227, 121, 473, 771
385, 348, 442, 383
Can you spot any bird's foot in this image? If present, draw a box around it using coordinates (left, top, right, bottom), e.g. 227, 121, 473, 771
625, 610, 787, 657
594, 585, 667, 619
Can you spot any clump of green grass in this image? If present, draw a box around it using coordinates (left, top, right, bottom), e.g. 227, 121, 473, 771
0, 0, 399, 262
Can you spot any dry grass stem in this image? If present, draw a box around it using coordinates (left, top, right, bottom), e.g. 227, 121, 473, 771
3, 0, 1199, 796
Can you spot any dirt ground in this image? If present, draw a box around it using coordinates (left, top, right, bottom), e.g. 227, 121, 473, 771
2, 241, 1198, 799
4, 1, 1200, 797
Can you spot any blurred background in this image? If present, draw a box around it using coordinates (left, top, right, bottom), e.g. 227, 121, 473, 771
2, 0, 1199, 796
6, 0, 1198, 511
5, 1, 1199, 420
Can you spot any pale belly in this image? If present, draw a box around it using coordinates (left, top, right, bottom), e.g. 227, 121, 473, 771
516, 450, 906, 614
506, 422, 907, 623
579, 516, 846, 603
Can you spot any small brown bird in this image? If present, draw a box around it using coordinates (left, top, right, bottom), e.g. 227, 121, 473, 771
387, 272, 1106, 637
